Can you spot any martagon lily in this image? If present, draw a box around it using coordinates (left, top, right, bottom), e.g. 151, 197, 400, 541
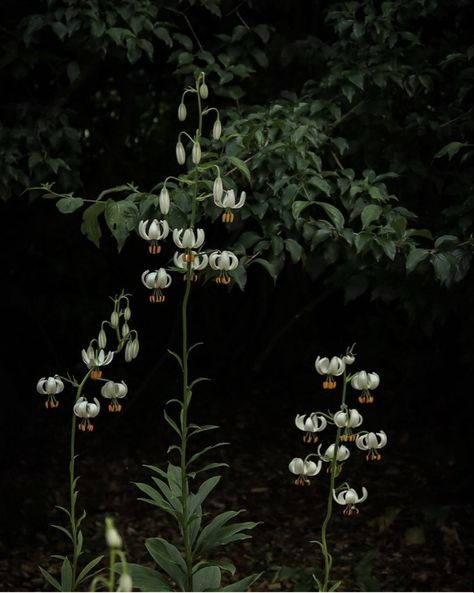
356, 431, 387, 461
209, 250, 238, 285
138, 219, 170, 254
315, 356, 345, 390
100, 380, 128, 412
295, 413, 327, 443
81, 347, 114, 380
74, 397, 100, 432
36, 375, 64, 408
351, 371, 380, 404
213, 188, 246, 223
141, 269, 172, 303
289, 457, 322, 486
333, 486, 368, 516
333, 408, 363, 442
172, 228, 205, 262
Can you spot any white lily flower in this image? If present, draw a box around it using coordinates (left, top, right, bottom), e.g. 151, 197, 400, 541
173, 228, 205, 261
351, 371, 380, 404
333, 486, 368, 516
333, 408, 363, 442
138, 219, 170, 254
141, 269, 172, 303
315, 356, 346, 390
209, 250, 239, 285
295, 413, 327, 443
213, 189, 246, 223
356, 430, 387, 461
101, 380, 128, 412
36, 375, 64, 409
81, 348, 114, 379
174, 251, 208, 281
318, 443, 350, 463
74, 397, 100, 432
288, 457, 322, 486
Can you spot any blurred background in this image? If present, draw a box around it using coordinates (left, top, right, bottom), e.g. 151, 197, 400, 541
0, 0, 472, 591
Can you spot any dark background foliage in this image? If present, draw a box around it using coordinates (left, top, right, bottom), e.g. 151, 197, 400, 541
0, 0, 472, 591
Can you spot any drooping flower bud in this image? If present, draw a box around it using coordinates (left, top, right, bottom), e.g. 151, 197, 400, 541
178, 102, 187, 122
110, 311, 119, 328
121, 323, 130, 338
98, 329, 107, 349
123, 307, 131, 321
131, 337, 140, 358
199, 83, 209, 99
213, 177, 223, 202
105, 518, 122, 548
192, 142, 201, 165
159, 187, 170, 215
125, 340, 133, 363
117, 573, 133, 592
176, 141, 186, 165
212, 118, 222, 141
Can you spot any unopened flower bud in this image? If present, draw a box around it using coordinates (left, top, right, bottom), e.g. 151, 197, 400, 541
178, 102, 187, 121
117, 573, 133, 592
212, 118, 222, 141
98, 329, 107, 349
125, 341, 133, 363
111, 311, 119, 328
122, 323, 130, 338
131, 337, 140, 359
213, 177, 223, 202
105, 519, 122, 549
192, 142, 201, 165
176, 141, 186, 165
123, 307, 131, 321
199, 83, 209, 99
159, 187, 170, 216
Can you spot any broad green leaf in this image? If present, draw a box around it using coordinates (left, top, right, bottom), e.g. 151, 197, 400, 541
120, 563, 171, 592
361, 204, 383, 227
81, 202, 105, 247
188, 476, 221, 517
56, 196, 84, 214
434, 141, 469, 160
61, 557, 73, 592
193, 566, 222, 592
406, 248, 430, 272
226, 156, 251, 183
104, 199, 139, 251
434, 234, 458, 249
145, 538, 187, 588
285, 238, 303, 263
250, 258, 281, 281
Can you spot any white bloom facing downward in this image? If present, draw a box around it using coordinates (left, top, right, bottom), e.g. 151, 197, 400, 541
351, 371, 380, 404
36, 375, 64, 409
315, 356, 346, 390
213, 189, 246, 223
173, 229, 205, 261
209, 250, 239, 285
333, 408, 363, 442
138, 219, 170, 254
356, 431, 387, 461
141, 269, 172, 303
333, 486, 368, 516
318, 443, 350, 463
289, 457, 322, 486
74, 397, 100, 432
101, 380, 128, 413
174, 251, 208, 281
81, 347, 114, 379
295, 413, 327, 443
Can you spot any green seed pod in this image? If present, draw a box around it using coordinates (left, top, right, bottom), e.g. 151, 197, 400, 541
178, 102, 187, 121
212, 118, 222, 141
176, 141, 186, 165
199, 83, 209, 99
192, 142, 202, 165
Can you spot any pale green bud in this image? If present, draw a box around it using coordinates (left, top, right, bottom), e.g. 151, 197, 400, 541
192, 142, 201, 165
199, 83, 209, 99
117, 573, 133, 592
159, 187, 170, 215
212, 118, 222, 141
123, 307, 131, 321
110, 311, 119, 328
178, 102, 187, 121
98, 329, 107, 349
121, 323, 130, 338
176, 141, 186, 165
105, 519, 122, 549
131, 337, 140, 359
125, 341, 133, 363
213, 177, 223, 202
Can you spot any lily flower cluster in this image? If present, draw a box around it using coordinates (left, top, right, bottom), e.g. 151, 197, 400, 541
36, 293, 138, 432
289, 346, 387, 516
138, 79, 246, 302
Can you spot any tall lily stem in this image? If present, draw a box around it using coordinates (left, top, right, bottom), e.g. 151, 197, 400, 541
319, 370, 348, 592
69, 370, 91, 590
178, 74, 204, 592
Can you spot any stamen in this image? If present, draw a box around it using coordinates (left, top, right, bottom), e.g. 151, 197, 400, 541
91, 370, 102, 380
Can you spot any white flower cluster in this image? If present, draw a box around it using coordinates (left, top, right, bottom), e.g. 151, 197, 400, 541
288, 347, 387, 516
36, 295, 138, 431
138, 79, 247, 301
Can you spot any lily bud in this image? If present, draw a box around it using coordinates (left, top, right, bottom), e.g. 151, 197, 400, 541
213, 177, 223, 202
199, 83, 209, 99
98, 329, 107, 349
105, 518, 122, 548
212, 118, 222, 140
125, 341, 133, 363
192, 142, 201, 165
117, 573, 133, 592
131, 337, 140, 358
110, 311, 119, 328
123, 307, 131, 321
121, 323, 130, 338
176, 141, 186, 165
159, 187, 170, 215
178, 102, 187, 121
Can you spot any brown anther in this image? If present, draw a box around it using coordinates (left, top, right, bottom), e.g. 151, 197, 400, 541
91, 370, 102, 380
87, 424, 94, 432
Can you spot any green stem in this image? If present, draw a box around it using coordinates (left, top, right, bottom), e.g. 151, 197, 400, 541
179, 74, 204, 592
319, 371, 348, 592
69, 370, 91, 590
